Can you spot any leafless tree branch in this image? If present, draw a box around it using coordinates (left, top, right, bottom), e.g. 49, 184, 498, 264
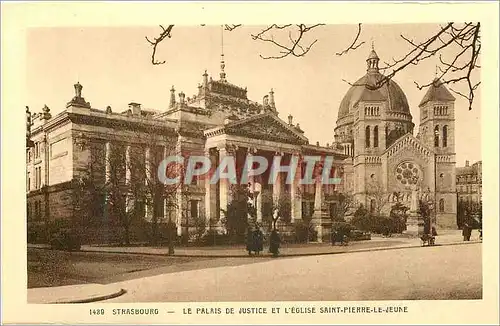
224, 24, 242, 31
336, 23, 366, 56
146, 23, 480, 110
145, 24, 174, 65
341, 22, 480, 110
250, 24, 324, 59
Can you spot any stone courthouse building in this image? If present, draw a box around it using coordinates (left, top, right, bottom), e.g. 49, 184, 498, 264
333, 47, 458, 229
26, 56, 348, 243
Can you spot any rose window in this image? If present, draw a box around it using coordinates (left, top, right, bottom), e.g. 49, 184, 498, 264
395, 162, 421, 186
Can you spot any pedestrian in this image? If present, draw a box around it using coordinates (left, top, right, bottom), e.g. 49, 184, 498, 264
462, 222, 472, 241
246, 226, 254, 256
256, 228, 264, 255
269, 229, 280, 257
331, 229, 337, 246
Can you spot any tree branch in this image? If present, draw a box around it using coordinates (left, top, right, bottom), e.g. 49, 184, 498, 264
336, 23, 365, 56
251, 24, 324, 59
145, 24, 174, 65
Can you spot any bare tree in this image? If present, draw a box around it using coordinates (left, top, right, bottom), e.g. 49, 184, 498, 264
339, 23, 480, 110
333, 191, 357, 221
127, 131, 184, 253
145, 23, 480, 110
366, 180, 389, 217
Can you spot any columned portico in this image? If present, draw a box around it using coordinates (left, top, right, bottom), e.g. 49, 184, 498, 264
201, 114, 346, 237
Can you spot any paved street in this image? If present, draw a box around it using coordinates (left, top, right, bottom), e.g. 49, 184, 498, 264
28, 238, 410, 288
104, 243, 482, 302
28, 248, 273, 288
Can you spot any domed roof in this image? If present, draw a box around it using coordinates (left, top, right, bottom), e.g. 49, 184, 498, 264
337, 72, 410, 120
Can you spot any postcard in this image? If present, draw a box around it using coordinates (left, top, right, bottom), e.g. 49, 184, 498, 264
1, 1, 498, 325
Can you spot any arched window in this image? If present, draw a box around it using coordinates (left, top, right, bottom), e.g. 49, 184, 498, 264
365, 126, 371, 148
439, 198, 445, 212
442, 125, 448, 147
434, 125, 440, 147
373, 126, 379, 148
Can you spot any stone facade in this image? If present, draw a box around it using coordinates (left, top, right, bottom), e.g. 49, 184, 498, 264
456, 160, 482, 203
26, 70, 347, 243
333, 48, 458, 229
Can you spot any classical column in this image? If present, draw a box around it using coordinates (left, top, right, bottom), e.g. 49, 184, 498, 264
204, 148, 216, 229
218, 145, 233, 218
272, 152, 283, 208
245, 147, 262, 225
162, 145, 170, 222
290, 154, 302, 223
255, 175, 263, 223
125, 145, 132, 214
175, 143, 183, 237
144, 147, 152, 221
105, 142, 111, 184
312, 162, 328, 242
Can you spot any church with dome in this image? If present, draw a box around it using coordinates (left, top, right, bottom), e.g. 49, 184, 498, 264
333, 47, 457, 229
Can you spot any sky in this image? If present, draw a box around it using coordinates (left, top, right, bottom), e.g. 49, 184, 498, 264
26, 24, 481, 165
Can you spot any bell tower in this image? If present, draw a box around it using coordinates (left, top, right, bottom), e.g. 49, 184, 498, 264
418, 78, 457, 228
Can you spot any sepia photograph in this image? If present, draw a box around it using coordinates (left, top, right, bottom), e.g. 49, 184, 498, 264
25, 22, 483, 303
2, 2, 499, 325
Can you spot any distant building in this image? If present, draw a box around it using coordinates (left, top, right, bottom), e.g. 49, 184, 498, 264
456, 160, 482, 203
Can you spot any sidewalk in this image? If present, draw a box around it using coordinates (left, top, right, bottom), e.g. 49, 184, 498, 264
29, 229, 481, 258
28, 284, 126, 304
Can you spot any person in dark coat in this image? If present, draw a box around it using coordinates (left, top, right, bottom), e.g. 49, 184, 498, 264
255, 229, 264, 255
246, 227, 254, 255
462, 222, 472, 241
331, 229, 337, 246
269, 230, 281, 257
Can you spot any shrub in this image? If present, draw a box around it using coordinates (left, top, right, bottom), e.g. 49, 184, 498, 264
199, 229, 231, 246
50, 229, 81, 251
351, 214, 393, 234
294, 220, 318, 243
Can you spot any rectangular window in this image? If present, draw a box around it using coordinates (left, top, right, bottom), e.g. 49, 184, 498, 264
301, 201, 313, 219
190, 200, 199, 219
27, 172, 30, 191
35, 166, 42, 189
34, 143, 40, 159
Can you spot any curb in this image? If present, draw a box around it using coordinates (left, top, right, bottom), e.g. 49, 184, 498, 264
45, 240, 481, 259
51, 288, 127, 304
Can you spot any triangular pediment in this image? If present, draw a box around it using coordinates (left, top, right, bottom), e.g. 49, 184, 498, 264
224, 113, 309, 145
383, 133, 433, 161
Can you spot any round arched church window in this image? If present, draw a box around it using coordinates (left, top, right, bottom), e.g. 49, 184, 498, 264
395, 161, 422, 187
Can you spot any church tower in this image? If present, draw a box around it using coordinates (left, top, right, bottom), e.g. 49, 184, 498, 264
418, 78, 457, 228
334, 45, 414, 208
